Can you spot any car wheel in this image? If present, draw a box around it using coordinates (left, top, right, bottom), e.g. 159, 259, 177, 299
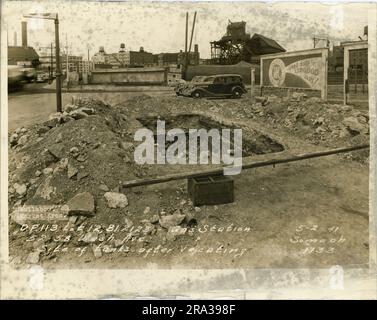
191, 91, 202, 99
232, 88, 243, 99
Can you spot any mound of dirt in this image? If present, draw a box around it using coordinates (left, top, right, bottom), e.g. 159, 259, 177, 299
8, 97, 204, 266
245, 96, 369, 147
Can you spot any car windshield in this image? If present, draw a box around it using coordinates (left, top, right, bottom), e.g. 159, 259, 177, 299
202, 77, 215, 83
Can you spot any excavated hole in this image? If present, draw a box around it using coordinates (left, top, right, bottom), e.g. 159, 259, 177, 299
137, 114, 284, 158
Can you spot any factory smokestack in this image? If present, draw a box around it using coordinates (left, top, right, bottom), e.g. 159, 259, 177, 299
22, 21, 27, 47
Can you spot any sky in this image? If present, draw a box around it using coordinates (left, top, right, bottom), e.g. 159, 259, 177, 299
3, 0, 373, 59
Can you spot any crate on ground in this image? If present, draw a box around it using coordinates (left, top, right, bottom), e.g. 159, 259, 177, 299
187, 174, 234, 206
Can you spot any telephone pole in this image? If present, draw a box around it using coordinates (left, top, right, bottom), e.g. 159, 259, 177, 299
66, 33, 69, 86
54, 14, 62, 112
24, 13, 62, 112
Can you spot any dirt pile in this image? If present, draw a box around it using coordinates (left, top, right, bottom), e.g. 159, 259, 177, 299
243, 95, 369, 147
8, 97, 205, 266
9, 98, 138, 209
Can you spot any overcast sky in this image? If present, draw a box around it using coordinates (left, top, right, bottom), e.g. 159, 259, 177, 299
3, 0, 373, 59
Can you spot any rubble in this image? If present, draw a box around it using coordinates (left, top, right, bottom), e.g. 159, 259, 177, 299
37, 126, 50, 135
9, 133, 19, 146
66, 192, 95, 216
291, 92, 307, 102
43, 168, 53, 175
124, 217, 133, 228
77, 171, 89, 181
55, 133, 63, 143
26, 251, 40, 264
64, 104, 78, 113
98, 184, 110, 192
17, 135, 28, 146
70, 110, 89, 120
166, 226, 187, 241
67, 163, 78, 179
342, 116, 369, 135
104, 192, 128, 208
14, 183, 27, 196
53, 158, 68, 175
143, 206, 151, 214
76, 107, 95, 115
33, 176, 55, 200
81, 231, 99, 243
69, 147, 79, 158
92, 245, 102, 258
159, 211, 186, 229
150, 214, 160, 224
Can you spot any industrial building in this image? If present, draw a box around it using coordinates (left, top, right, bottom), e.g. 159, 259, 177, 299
92, 45, 154, 68
7, 21, 39, 67
156, 44, 200, 67
210, 21, 285, 65
91, 43, 200, 70
327, 27, 368, 84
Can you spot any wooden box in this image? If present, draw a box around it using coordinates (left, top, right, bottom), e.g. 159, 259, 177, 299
187, 175, 234, 206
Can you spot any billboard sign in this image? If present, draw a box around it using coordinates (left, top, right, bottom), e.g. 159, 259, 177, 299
261, 48, 328, 99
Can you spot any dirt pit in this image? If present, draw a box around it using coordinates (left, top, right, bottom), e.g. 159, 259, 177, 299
137, 113, 285, 158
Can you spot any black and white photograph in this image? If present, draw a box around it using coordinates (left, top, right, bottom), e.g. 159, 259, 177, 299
0, 0, 376, 299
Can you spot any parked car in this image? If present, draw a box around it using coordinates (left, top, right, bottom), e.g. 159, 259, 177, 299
36, 73, 49, 83
179, 74, 247, 99
174, 76, 207, 96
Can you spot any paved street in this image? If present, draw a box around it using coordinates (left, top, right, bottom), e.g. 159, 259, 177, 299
8, 86, 174, 131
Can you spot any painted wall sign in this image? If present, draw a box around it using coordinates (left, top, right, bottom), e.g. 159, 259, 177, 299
261, 48, 328, 99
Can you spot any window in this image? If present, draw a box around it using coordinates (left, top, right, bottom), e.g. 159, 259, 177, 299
214, 77, 225, 84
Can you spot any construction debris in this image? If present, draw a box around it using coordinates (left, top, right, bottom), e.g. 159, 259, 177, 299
104, 192, 128, 208
66, 192, 95, 216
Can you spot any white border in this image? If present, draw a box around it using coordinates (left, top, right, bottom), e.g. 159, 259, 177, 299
1, 0, 376, 300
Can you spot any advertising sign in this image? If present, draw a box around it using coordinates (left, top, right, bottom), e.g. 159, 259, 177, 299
261, 48, 328, 99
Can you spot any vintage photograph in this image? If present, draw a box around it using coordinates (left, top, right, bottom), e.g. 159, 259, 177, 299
1, 0, 375, 297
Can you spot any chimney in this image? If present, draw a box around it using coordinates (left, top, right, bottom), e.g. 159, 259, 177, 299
194, 44, 198, 53
22, 21, 27, 47
13, 31, 17, 46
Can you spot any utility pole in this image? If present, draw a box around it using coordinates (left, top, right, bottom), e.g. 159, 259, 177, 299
66, 33, 69, 87
183, 12, 188, 80
55, 14, 62, 112
88, 47, 90, 72
50, 43, 53, 82
187, 11, 197, 66
24, 12, 62, 112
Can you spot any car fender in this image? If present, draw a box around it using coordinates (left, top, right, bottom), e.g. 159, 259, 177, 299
188, 87, 209, 95
231, 85, 247, 94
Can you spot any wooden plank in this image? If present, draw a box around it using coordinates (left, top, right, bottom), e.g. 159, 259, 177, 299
121, 144, 369, 189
